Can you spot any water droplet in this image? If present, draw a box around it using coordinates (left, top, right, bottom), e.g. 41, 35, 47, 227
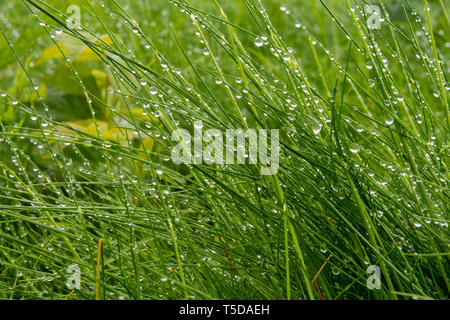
385, 116, 394, 126
309, 119, 323, 135
332, 267, 341, 275
349, 144, 360, 153
254, 37, 264, 47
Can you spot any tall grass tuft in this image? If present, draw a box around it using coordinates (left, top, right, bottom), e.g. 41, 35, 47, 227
0, 0, 448, 300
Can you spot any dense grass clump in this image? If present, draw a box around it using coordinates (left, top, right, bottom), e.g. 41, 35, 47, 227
0, 0, 448, 300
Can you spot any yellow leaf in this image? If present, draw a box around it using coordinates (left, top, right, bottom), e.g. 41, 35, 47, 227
76, 46, 100, 61
91, 70, 108, 89
33, 42, 67, 67
24, 85, 47, 103
129, 108, 160, 122
57, 120, 107, 138
141, 136, 154, 152
76, 35, 118, 61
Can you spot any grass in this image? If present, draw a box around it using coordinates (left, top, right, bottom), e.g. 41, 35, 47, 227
0, 0, 448, 300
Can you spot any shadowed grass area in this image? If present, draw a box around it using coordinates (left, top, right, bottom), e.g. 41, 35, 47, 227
0, 0, 448, 300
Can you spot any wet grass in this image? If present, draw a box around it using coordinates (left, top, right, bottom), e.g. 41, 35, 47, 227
0, 0, 448, 300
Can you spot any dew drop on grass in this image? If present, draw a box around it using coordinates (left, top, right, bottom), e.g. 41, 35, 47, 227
385, 116, 394, 126
309, 118, 322, 135
313, 124, 322, 135
282, 53, 291, 62
349, 144, 360, 154
150, 87, 157, 95
254, 37, 264, 47
332, 267, 341, 275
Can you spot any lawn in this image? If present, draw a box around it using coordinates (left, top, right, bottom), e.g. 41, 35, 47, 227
0, 0, 448, 300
